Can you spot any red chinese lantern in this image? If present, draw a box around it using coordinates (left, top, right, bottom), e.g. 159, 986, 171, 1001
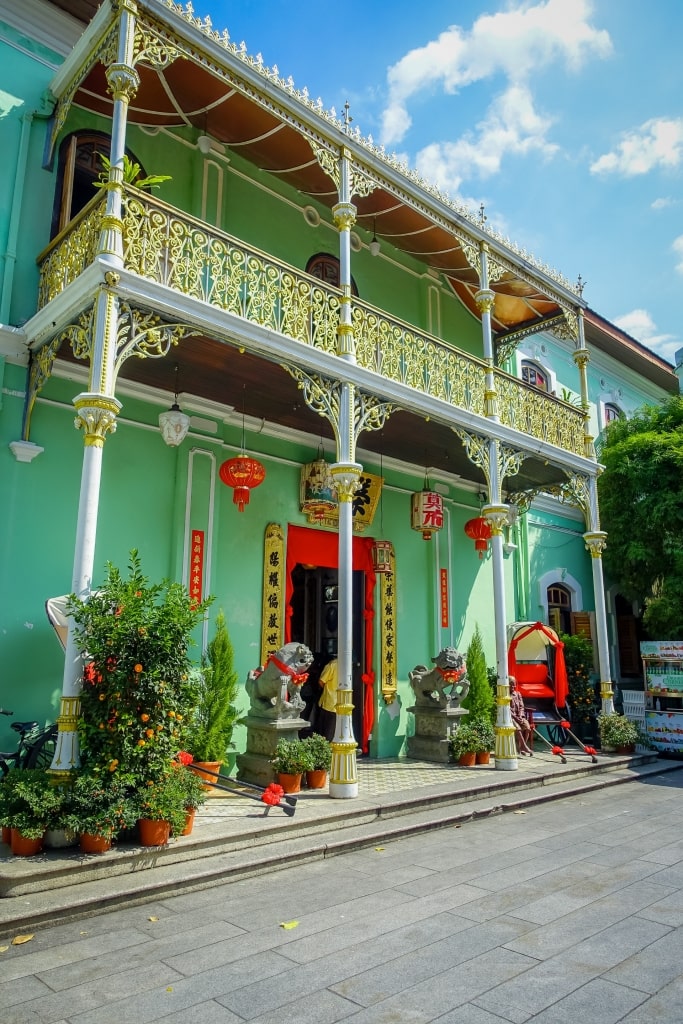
219, 455, 266, 511
464, 516, 492, 558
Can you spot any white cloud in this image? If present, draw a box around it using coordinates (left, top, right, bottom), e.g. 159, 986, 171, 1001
613, 308, 678, 362
673, 235, 683, 275
590, 117, 683, 176
651, 197, 677, 210
414, 84, 557, 193
380, 0, 611, 147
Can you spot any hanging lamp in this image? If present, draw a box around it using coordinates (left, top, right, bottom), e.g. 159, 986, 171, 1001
300, 442, 337, 521
158, 364, 190, 447
410, 472, 444, 541
219, 390, 266, 511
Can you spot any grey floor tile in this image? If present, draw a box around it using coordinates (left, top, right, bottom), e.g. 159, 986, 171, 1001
518, 977, 648, 1024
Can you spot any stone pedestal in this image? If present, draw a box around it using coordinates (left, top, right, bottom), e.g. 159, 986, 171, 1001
406, 705, 469, 764
236, 715, 308, 787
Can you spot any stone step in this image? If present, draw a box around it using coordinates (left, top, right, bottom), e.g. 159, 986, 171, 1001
1, 754, 679, 935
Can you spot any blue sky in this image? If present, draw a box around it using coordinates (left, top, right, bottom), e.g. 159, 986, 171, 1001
197, 0, 682, 364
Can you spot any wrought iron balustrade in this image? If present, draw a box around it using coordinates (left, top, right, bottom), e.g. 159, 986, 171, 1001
36, 188, 585, 455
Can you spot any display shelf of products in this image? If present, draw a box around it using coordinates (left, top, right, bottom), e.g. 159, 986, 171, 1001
641, 641, 683, 753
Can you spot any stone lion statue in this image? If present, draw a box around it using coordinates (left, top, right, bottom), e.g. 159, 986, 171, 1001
409, 647, 469, 709
245, 641, 314, 720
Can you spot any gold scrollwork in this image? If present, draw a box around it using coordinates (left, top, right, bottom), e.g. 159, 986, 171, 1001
24, 337, 63, 440
310, 139, 340, 189
379, 547, 398, 704
545, 473, 591, 517
453, 428, 491, 491
261, 523, 285, 666
115, 304, 199, 373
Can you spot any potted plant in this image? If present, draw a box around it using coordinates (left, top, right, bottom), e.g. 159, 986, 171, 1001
302, 733, 332, 789
271, 738, 314, 793
597, 712, 643, 753
172, 759, 207, 836
135, 769, 188, 846
62, 771, 137, 854
185, 611, 240, 788
470, 715, 495, 765
448, 722, 482, 767
94, 153, 171, 191
0, 768, 65, 856
68, 551, 210, 788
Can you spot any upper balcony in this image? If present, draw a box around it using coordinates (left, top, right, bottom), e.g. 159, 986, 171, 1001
37, 186, 586, 469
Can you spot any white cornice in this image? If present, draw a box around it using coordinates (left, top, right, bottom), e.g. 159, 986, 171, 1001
0, 0, 86, 58
0, 325, 29, 364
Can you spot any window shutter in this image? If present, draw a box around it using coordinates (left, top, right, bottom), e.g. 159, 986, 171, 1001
571, 612, 597, 670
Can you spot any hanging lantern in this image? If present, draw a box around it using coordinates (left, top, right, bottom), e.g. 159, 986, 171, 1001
219, 455, 266, 512
372, 539, 393, 574
411, 489, 444, 541
464, 516, 492, 558
300, 451, 337, 521
158, 363, 190, 447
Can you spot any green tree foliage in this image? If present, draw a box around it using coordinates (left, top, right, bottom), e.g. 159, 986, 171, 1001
462, 624, 495, 724
187, 611, 240, 762
559, 632, 597, 725
598, 395, 683, 638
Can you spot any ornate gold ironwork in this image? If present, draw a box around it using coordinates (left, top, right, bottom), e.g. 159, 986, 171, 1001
37, 195, 104, 307
105, 63, 140, 102
498, 444, 526, 483
73, 394, 121, 447
261, 523, 285, 666
584, 530, 608, 558
495, 314, 567, 366
62, 307, 96, 364
24, 337, 62, 440
452, 429, 491, 491
310, 139, 340, 189
544, 473, 591, 517
494, 372, 584, 454
284, 368, 393, 456
332, 202, 356, 232
115, 303, 199, 373
379, 546, 398, 705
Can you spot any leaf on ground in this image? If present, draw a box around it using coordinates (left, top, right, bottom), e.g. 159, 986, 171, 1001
166, 986, 173, 992
374, 846, 385, 852
279, 920, 299, 930
513, 810, 526, 814
11, 934, 34, 945
0, 945, 9, 953
148, 916, 159, 922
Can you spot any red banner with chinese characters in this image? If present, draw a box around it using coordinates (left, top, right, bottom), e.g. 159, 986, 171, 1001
189, 530, 204, 606
440, 568, 449, 628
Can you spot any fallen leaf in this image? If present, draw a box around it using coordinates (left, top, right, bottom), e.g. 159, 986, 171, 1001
11, 934, 34, 945
279, 920, 299, 930
513, 810, 526, 815
374, 846, 385, 852
166, 987, 173, 992
0, 945, 9, 953
148, 916, 159, 922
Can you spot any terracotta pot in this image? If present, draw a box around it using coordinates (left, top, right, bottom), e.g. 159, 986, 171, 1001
458, 752, 476, 767
79, 832, 112, 854
277, 772, 302, 794
616, 744, 635, 755
475, 750, 491, 765
138, 818, 171, 846
189, 761, 222, 791
181, 808, 196, 836
2, 825, 11, 846
10, 829, 43, 857
305, 769, 328, 790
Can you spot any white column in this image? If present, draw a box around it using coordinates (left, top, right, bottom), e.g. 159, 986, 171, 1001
329, 145, 360, 798
584, 478, 614, 714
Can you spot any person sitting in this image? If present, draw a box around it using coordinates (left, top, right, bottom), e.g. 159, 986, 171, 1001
509, 675, 533, 755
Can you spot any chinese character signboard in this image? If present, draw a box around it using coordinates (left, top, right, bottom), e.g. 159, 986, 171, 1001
189, 530, 204, 606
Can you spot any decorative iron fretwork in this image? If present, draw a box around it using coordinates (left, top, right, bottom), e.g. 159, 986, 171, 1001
23, 337, 63, 440
38, 196, 104, 307
498, 444, 526, 483
379, 546, 398, 704
115, 303, 199, 374
494, 314, 567, 366
550, 309, 579, 343
310, 139, 340, 189
494, 371, 585, 454
452, 429, 491, 491
260, 523, 285, 666
132, 22, 182, 69
544, 472, 591, 518
505, 490, 535, 516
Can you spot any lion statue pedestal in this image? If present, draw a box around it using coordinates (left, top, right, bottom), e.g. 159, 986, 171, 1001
406, 647, 470, 764
236, 642, 313, 787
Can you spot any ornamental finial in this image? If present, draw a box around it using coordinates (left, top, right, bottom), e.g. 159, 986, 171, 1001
342, 100, 353, 133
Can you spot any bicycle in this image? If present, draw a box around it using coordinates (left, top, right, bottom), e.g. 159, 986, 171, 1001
0, 709, 58, 776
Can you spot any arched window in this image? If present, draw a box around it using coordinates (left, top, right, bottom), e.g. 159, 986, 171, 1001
521, 360, 548, 392
547, 583, 572, 635
306, 253, 358, 295
604, 403, 622, 425
51, 132, 149, 239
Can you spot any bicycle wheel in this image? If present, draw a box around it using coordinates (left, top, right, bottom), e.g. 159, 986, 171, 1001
24, 725, 58, 770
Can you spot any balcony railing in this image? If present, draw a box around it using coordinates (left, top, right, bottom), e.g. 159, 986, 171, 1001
37, 188, 585, 456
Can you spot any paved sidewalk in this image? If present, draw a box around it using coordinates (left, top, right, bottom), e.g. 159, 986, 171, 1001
1, 760, 682, 1023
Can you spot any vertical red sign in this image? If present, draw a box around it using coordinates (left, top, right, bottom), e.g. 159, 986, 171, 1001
440, 568, 449, 628
189, 530, 204, 606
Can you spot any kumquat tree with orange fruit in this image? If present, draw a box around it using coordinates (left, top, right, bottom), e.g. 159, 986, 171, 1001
67, 550, 212, 783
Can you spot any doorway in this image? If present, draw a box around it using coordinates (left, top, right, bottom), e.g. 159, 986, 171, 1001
289, 565, 365, 746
